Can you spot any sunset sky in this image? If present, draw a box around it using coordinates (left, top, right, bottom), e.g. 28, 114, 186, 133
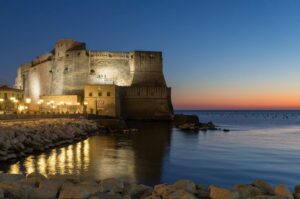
0, 0, 300, 109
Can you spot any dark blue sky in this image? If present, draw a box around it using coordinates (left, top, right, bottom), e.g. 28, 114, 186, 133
1, 0, 300, 108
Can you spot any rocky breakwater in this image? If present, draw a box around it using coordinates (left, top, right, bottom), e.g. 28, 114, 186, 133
0, 119, 102, 162
174, 114, 221, 131
0, 174, 298, 199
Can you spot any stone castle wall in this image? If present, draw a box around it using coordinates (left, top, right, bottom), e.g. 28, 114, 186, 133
14, 39, 173, 119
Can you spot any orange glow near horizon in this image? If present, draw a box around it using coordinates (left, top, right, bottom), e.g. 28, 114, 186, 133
173, 88, 300, 110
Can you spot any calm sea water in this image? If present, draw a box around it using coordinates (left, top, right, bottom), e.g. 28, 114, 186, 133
1, 110, 300, 188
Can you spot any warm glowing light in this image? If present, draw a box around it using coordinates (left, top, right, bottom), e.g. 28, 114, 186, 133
76, 102, 80, 105
37, 99, 44, 104
18, 105, 25, 111
25, 98, 32, 104
66, 102, 72, 105
10, 97, 16, 101
0, 98, 3, 102
84, 102, 88, 105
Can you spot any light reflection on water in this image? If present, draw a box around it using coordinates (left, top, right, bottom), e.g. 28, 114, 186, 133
1, 111, 300, 188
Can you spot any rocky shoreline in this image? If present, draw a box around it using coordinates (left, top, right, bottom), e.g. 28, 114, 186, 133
0, 173, 297, 199
0, 119, 106, 162
0, 114, 223, 162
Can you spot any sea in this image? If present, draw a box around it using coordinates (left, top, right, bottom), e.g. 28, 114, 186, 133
1, 110, 300, 189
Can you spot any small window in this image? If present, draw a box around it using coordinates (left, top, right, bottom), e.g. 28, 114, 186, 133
77, 52, 81, 56
66, 54, 69, 57
107, 92, 110, 97
98, 92, 102, 97
89, 92, 93, 97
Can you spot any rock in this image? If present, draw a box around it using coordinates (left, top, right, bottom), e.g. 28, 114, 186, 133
252, 179, 274, 195
99, 178, 124, 193
0, 188, 3, 199
58, 184, 99, 199
31, 187, 57, 199
165, 189, 197, 199
234, 184, 262, 199
173, 114, 199, 127
177, 123, 199, 131
274, 184, 293, 199
39, 179, 65, 194
48, 174, 80, 184
26, 172, 46, 187
295, 185, 300, 194
124, 183, 153, 199
173, 179, 196, 193
89, 192, 123, 199
247, 195, 286, 199
0, 174, 25, 183
153, 184, 176, 198
0, 182, 34, 199
195, 189, 210, 199
209, 185, 239, 199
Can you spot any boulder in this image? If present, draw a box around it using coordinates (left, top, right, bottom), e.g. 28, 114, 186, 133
26, 172, 46, 187
0, 188, 3, 199
295, 185, 300, 194
153, 184, 176, 198
165, 189, 197, 199
173, 179, 196, 193
247, 195, 287, 199
0, 182, 34, 199
39, 179, 65, 193
58, 184, 99, 199
234, 184, 262, 199
48, 174, 80, 184
177, 123, 199, 131
274, 184, 293, 199
252, 179, 274, 195
31, 187, 58, 199
0, 174, 25, 183
195, 189, 210, 199
209, 185, 239, 199
99, 178, 124, 194
89, 192, 123, 199
173, 115, 199, 127
124, 183, 153, 199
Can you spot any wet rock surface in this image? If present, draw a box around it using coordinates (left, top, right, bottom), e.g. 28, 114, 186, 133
0, 174, 297, 199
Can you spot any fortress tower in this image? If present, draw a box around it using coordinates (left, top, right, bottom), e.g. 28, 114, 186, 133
15, 39, 173, 120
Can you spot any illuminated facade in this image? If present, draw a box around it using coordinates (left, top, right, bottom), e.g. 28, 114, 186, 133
0, 85, 24, 113
14, 39, 173, 119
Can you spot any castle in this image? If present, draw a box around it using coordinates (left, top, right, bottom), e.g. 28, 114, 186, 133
14, 39, 173, 119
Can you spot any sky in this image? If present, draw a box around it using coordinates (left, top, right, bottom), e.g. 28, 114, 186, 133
0, 0, 300, 110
